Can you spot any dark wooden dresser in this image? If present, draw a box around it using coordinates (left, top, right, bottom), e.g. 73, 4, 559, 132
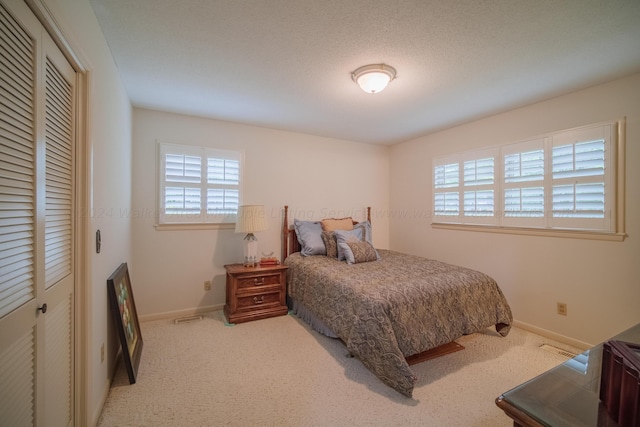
223, 263, 288, 324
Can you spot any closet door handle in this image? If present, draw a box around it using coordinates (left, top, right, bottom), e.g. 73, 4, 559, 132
37, 303, 48, 314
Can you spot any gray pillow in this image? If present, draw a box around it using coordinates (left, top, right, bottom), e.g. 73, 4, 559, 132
294, 219, 326, 256
334, 221, 379, 261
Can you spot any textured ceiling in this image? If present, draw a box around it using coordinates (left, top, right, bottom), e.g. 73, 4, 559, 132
89, 0, 640, 145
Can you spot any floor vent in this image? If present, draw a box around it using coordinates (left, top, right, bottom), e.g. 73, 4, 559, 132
174, 315, 203, 325
540, 344, 578, 359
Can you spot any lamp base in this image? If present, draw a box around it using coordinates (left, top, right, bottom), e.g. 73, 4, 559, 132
243, 259, 258, 267
243, 233, 259, 267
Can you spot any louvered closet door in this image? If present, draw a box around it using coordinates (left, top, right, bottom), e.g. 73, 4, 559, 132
41, 27, 75, 427
0, 1, 76, 426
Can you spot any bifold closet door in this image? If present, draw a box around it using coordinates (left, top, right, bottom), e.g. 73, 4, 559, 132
0, 0, 76, 425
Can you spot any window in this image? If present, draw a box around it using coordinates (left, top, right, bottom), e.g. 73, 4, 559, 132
432, 120, 624, 239
433, 148, 498, 225
158, 142, 243, 225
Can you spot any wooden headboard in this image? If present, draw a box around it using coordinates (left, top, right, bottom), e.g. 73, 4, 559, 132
281, 205, 371, 262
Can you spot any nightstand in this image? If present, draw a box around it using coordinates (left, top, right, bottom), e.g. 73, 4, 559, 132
223, 263, 288, 324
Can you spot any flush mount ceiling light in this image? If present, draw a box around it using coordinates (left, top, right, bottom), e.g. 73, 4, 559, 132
351, 64, 397, 94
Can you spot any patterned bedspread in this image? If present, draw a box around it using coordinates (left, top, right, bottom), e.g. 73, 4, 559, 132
285, 249, 513, 397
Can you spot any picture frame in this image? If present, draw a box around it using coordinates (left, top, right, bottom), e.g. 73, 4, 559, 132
107, 262, 143, 384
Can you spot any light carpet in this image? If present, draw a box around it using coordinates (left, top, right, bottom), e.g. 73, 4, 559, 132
97, 310, 580, 426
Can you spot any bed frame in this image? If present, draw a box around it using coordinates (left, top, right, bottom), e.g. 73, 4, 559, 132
281, 205, 371, 262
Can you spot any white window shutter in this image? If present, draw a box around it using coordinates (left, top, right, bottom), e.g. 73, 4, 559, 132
165, 154, 201, 183
463, 156, 495, 219
434, 192, 459, 216
158, 143, 242, 224
434, 161, 460, 218
464, 157, 494, 186
433, 122, 618, 235
501, 139, 546, 227
550, 125, 610, 230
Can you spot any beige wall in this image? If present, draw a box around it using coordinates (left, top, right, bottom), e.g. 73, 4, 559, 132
390, 72, 640, 347
131, 108, 390, 318
44, 0, 133, 423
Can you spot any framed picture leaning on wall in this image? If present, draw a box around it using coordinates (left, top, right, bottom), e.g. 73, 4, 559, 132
107, 262, 143, 384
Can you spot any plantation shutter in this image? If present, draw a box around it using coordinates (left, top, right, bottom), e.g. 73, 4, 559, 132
164, 153, 202, 215
501, 139, 546, 228
206, 157, 239, 214
550, 124, 611, 231
433, 162, 460, 217
463, 157, 495, 219
0, 0, 36, 318
433, 149, 497, 224
432, 121, 619, 236
159, 142, 242, 224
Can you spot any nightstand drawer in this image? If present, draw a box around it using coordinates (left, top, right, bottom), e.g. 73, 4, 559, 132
236, 291, 281, 311
237, 273, 280, 290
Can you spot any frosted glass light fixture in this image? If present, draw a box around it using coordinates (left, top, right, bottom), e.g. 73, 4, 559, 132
351, 64, 397, 94
235, 205, 268, 267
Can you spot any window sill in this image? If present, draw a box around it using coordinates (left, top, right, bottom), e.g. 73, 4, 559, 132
431, 222, 626, 242
155, 223, 236, 231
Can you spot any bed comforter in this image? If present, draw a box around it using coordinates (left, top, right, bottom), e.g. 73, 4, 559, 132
285, 249, 513, 397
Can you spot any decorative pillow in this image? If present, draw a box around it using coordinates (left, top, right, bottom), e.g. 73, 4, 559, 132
342, 240, 379, 264
321, 217, 354, 232
321, 231, 338, 258
294, 219, 326, 256
334, 224, 380, 262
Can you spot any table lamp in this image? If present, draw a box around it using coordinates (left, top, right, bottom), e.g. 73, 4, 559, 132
235, 205, 268, 267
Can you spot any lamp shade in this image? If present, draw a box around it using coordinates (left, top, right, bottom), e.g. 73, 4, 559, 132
235, 205, 268, 234
352, 64, 396, 94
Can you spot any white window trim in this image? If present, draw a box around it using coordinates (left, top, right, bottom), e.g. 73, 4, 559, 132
155, 141, 244, 230
431, 119, 626, 241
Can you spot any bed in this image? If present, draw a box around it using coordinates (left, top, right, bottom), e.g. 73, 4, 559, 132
282, 206, 513, 398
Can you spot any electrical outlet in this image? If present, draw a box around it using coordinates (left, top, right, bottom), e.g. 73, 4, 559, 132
101, 343, 105, 363
557, 302, 567, 316
204, 280, 211, 291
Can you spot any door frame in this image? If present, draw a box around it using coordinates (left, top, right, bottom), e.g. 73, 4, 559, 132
25, 1, 91, 425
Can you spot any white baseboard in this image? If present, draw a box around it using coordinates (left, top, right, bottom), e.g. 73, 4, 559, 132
92, 380, 110, 427
138, 309, 596, 351
92, 351, 121, 427
139, 304, 224, 323
513, 319, 593, 350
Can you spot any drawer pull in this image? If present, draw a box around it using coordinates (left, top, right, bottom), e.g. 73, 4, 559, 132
253, 296, 264, 304
253, 278, 265, 285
